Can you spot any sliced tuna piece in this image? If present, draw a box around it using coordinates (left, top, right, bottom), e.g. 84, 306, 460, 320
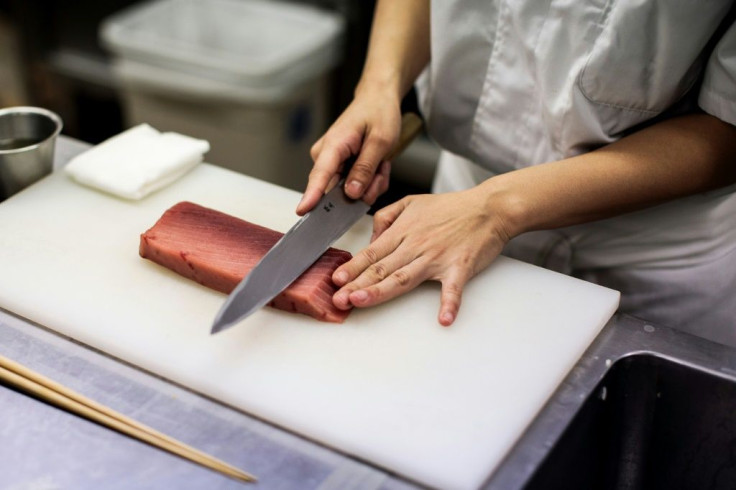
139, 201, 352, 323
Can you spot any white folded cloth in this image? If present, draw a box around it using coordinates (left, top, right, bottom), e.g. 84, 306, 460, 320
64, 124, 210, 200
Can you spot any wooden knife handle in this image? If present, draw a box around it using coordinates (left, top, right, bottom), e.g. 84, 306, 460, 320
387, 112, 424, 161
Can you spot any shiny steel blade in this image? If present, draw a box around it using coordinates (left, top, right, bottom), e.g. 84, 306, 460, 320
211, 183, 369, 334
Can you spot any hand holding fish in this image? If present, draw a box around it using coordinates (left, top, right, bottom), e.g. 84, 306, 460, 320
331, 187, 512, 326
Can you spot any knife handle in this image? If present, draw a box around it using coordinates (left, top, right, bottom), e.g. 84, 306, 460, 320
388, 112, 424, 161
340, 112, 424, 179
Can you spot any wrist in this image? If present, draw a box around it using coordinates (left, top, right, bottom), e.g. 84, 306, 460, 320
475, 173, 533, 241
354, 71, 404, 103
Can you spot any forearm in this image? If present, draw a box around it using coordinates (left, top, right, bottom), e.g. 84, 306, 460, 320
484, 113, 736, 237
356, 0, 430, 102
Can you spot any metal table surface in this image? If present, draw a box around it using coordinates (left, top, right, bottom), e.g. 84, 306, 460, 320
3, 136, 733, 490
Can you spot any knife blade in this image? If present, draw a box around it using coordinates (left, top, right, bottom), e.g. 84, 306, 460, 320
211, 113, 423, 334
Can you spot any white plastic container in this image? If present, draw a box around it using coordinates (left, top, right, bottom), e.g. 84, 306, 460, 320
100, 0, 345, 190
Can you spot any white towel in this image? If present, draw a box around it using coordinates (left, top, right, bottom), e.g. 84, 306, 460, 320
65, 124, 210, 200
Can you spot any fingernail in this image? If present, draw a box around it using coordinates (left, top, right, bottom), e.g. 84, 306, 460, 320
440, 311, 454, 326
351, 290, 369, 303
333, 291, 348, 308
334, 270, 348, 285
347, 180, 363, 196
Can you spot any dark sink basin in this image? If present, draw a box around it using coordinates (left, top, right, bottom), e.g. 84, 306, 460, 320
483, 315, 736, 490
526, 354, 736, 490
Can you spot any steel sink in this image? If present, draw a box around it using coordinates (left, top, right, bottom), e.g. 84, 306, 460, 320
527, 353, 736, 489
484, 315, 736, 490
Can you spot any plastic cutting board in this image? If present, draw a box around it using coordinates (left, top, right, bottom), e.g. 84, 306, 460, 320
0, 165, 619, 490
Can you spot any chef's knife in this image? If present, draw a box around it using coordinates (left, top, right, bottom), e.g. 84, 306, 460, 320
211, 113, 423, 334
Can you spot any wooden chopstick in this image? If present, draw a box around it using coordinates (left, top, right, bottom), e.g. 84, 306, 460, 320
0, 354, 255, 483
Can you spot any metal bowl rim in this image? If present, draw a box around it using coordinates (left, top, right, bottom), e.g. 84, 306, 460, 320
0, 106, 63, 155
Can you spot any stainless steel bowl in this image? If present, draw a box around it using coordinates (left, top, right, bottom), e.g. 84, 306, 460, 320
0, 106, 63, 201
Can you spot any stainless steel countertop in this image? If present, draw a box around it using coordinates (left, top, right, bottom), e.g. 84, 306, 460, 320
3, 135, 732, 490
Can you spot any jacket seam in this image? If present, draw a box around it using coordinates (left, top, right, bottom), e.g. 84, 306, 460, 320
469, 1, 507, 162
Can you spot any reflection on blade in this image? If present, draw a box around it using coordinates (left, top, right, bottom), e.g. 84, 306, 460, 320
211, 184, 369, 334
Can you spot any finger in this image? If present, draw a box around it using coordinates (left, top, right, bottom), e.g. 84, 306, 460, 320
347, 257, 430, 308
325, 173, 341, 193
297, 175, 330, 216
362, 161, 391, 207
333, 241, 424, 309
438, 268, 470, 327
336, 241, 413, 291
297, 147, 345, 215
309, 136, 324, 161
332, 229, 402, 288
344, 130, 395, 199
371, 197, 409, 242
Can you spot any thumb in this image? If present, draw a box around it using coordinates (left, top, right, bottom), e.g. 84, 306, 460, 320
370, 197, 410, 242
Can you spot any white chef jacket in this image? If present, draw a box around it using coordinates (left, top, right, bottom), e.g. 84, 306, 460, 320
416, 0, 736, 346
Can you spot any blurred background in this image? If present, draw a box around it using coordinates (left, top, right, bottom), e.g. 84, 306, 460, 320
0, 0, 439, 203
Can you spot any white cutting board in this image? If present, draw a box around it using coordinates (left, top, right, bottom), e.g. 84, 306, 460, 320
0, 165, 619, 490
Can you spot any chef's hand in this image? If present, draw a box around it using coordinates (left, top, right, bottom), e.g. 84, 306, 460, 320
331, 188, 512, 326
296, 94, 402, 215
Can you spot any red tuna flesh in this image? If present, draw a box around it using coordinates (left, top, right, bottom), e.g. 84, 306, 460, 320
139, 201, 352, 323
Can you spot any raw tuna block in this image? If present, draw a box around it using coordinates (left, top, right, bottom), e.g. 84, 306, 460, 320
139, 201, 352, 323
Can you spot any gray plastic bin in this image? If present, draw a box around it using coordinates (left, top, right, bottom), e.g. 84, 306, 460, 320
101, 0, 345, 191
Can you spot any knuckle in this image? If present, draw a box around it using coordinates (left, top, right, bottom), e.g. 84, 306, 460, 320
367, 262, 389, 281
373, 208, 389, 223
351, 161, 377, 180
443, 281, 464, 298
325, 137, 355, 160
366, 285, 384, 302
309, 142, 321, 160
391, 269, 412, 288
362, 246, 379, 264
368, 132, 393, 150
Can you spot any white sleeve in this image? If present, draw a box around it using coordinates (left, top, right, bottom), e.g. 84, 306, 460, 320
699, 17, 736, 126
